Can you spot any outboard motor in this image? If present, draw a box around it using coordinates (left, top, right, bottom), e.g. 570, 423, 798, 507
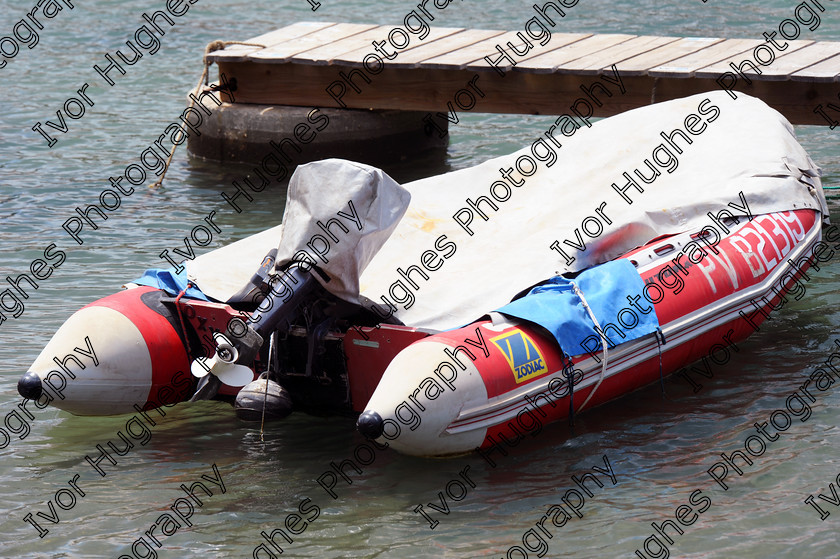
195, 159, 412, 420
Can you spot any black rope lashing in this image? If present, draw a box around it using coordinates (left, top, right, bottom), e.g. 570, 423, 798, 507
564, 353, 576, 429
656, 328, 667, 398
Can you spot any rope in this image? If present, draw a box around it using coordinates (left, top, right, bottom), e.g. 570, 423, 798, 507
573, 282, 609, 413
150, 40, 265, 189
203, 40, 266, 64
655, 328, 668, 398
173, 282, 196, 360
565, 358, 575, 428
259, 331, 276, 443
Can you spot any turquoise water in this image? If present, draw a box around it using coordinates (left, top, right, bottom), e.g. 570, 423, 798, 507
1, 0, 840, 557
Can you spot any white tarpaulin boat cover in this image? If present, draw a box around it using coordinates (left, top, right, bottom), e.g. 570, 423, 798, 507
186, 92, 828, 332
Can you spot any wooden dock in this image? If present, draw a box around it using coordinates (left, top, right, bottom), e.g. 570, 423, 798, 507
206, 22, 840, 126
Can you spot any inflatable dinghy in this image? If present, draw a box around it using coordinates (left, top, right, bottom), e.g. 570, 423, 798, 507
19, 92, 830, 457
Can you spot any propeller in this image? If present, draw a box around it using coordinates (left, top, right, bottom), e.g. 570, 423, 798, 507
190, 332, 254, 392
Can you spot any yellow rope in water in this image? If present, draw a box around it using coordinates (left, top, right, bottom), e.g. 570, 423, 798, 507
260, 373, 269, 443
149, 40, 265, 189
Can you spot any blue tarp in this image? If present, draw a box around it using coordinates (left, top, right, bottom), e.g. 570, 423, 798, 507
496, 259, 660, 358
135, 260, 659, 359
132, 268, 211, 301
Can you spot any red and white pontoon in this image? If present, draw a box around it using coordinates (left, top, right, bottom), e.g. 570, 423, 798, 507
19, 92, 830, 457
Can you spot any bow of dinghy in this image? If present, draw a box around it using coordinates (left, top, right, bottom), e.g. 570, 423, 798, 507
357, 209, 826, 456
19, 287, 193, 416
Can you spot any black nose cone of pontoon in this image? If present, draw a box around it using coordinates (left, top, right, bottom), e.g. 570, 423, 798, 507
357, 410, 384, 440
18, 371, 43, 400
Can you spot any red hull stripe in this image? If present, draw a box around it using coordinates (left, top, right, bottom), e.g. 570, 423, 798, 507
83, 286, 191, 408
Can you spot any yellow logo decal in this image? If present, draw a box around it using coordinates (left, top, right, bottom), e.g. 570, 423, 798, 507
491, 331, 549, 384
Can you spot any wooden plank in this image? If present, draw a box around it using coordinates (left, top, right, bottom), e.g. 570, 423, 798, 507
767, 41, 840, 77
387, 29, 507, 68
207, 22, 337, 63
416, 30, 511, 69
499, 34, 597, 68
614, 37, 725, 75
791, 52, 840, 82
648, 38, 763, 77
328, 26, 466, 67
217, 60, 653, 115
516, 34, 637, 73
652, 75, 837, 125
290, 28, 500, 67
460, 32, 593, 72
278, 25, 395, 65
216, 59, 837, 124
693, 40, 814, 79
248, 23, 380, 63
432, 30, 523, 67
559, 35, 682, 74
420, 30, 549, 70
